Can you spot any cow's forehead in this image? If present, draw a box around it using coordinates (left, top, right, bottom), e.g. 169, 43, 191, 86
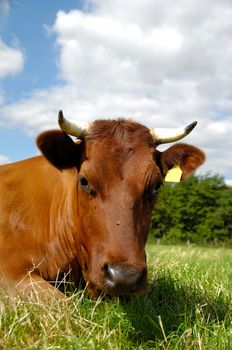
85, 119, 155, 148
80, 119, 158, 186
80, 139, 158, 193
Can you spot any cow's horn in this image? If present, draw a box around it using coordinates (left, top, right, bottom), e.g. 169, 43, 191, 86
58, 110, 89, 137
150, 121, 197, 145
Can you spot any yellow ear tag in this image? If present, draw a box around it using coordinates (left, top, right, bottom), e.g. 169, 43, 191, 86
165, 165, 182, 183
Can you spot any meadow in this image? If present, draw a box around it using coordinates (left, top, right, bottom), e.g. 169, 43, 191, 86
0, 244, 231, 349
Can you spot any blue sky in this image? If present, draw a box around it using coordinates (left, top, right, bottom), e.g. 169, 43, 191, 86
0, 0, 84, 160
0, 0, 232, 184
1, 1, 85, 98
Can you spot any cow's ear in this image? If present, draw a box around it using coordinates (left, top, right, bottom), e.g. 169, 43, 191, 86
36, 130, 84, 170
157, 143, 205, 179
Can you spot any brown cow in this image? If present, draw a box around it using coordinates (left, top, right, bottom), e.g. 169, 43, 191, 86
0, 112, 205, 299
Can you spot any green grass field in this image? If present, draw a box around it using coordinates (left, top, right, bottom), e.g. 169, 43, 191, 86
0, 245, 231, 349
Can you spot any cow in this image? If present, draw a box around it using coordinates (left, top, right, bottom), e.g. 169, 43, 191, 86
0, 112, 205, 299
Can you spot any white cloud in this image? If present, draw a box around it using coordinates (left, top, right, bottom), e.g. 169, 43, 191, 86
0, 39, 24, 79
0, 154, 10, 165
0, 0, 232, 179
54, 9, 185, 92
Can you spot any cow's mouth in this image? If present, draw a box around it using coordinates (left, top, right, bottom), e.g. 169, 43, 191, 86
78, 244, 147, 297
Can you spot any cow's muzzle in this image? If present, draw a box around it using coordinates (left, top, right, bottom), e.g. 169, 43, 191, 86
103, 263, 147, 295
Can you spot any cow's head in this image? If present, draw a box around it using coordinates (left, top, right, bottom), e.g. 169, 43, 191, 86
37, 111, 205, 296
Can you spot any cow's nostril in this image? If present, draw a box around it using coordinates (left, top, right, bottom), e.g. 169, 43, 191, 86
103, 263, 110, 277
103, 263, 118, 285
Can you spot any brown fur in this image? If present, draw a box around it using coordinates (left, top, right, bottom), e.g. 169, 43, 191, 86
0, 119, 205, 299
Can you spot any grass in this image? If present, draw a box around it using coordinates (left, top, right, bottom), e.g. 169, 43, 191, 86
0, 244, 231, 349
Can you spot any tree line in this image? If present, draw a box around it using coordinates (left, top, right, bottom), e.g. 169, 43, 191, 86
150, 174, 232, 246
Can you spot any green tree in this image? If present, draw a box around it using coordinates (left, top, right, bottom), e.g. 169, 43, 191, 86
197, 186, 232, 243
150, 174, 232, 245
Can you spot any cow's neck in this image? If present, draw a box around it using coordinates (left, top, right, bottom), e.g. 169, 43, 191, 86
40, 168, 80, 280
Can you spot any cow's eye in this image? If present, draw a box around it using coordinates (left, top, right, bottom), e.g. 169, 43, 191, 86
79, 175, 90, 191
79, 175, 97, 197
145, 182, 162, 201
151, 182, 162, 195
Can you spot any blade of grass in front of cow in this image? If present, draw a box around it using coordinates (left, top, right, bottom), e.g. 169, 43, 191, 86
0, 244, 231, 349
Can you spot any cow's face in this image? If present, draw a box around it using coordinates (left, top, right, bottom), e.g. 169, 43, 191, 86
76, 134, 161, 296
37, 119, 205, 296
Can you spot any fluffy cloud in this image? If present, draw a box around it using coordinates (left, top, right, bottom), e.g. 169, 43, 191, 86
0, 40, 24, 79
0, 0, 232, 179
54, 10, 183, 87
